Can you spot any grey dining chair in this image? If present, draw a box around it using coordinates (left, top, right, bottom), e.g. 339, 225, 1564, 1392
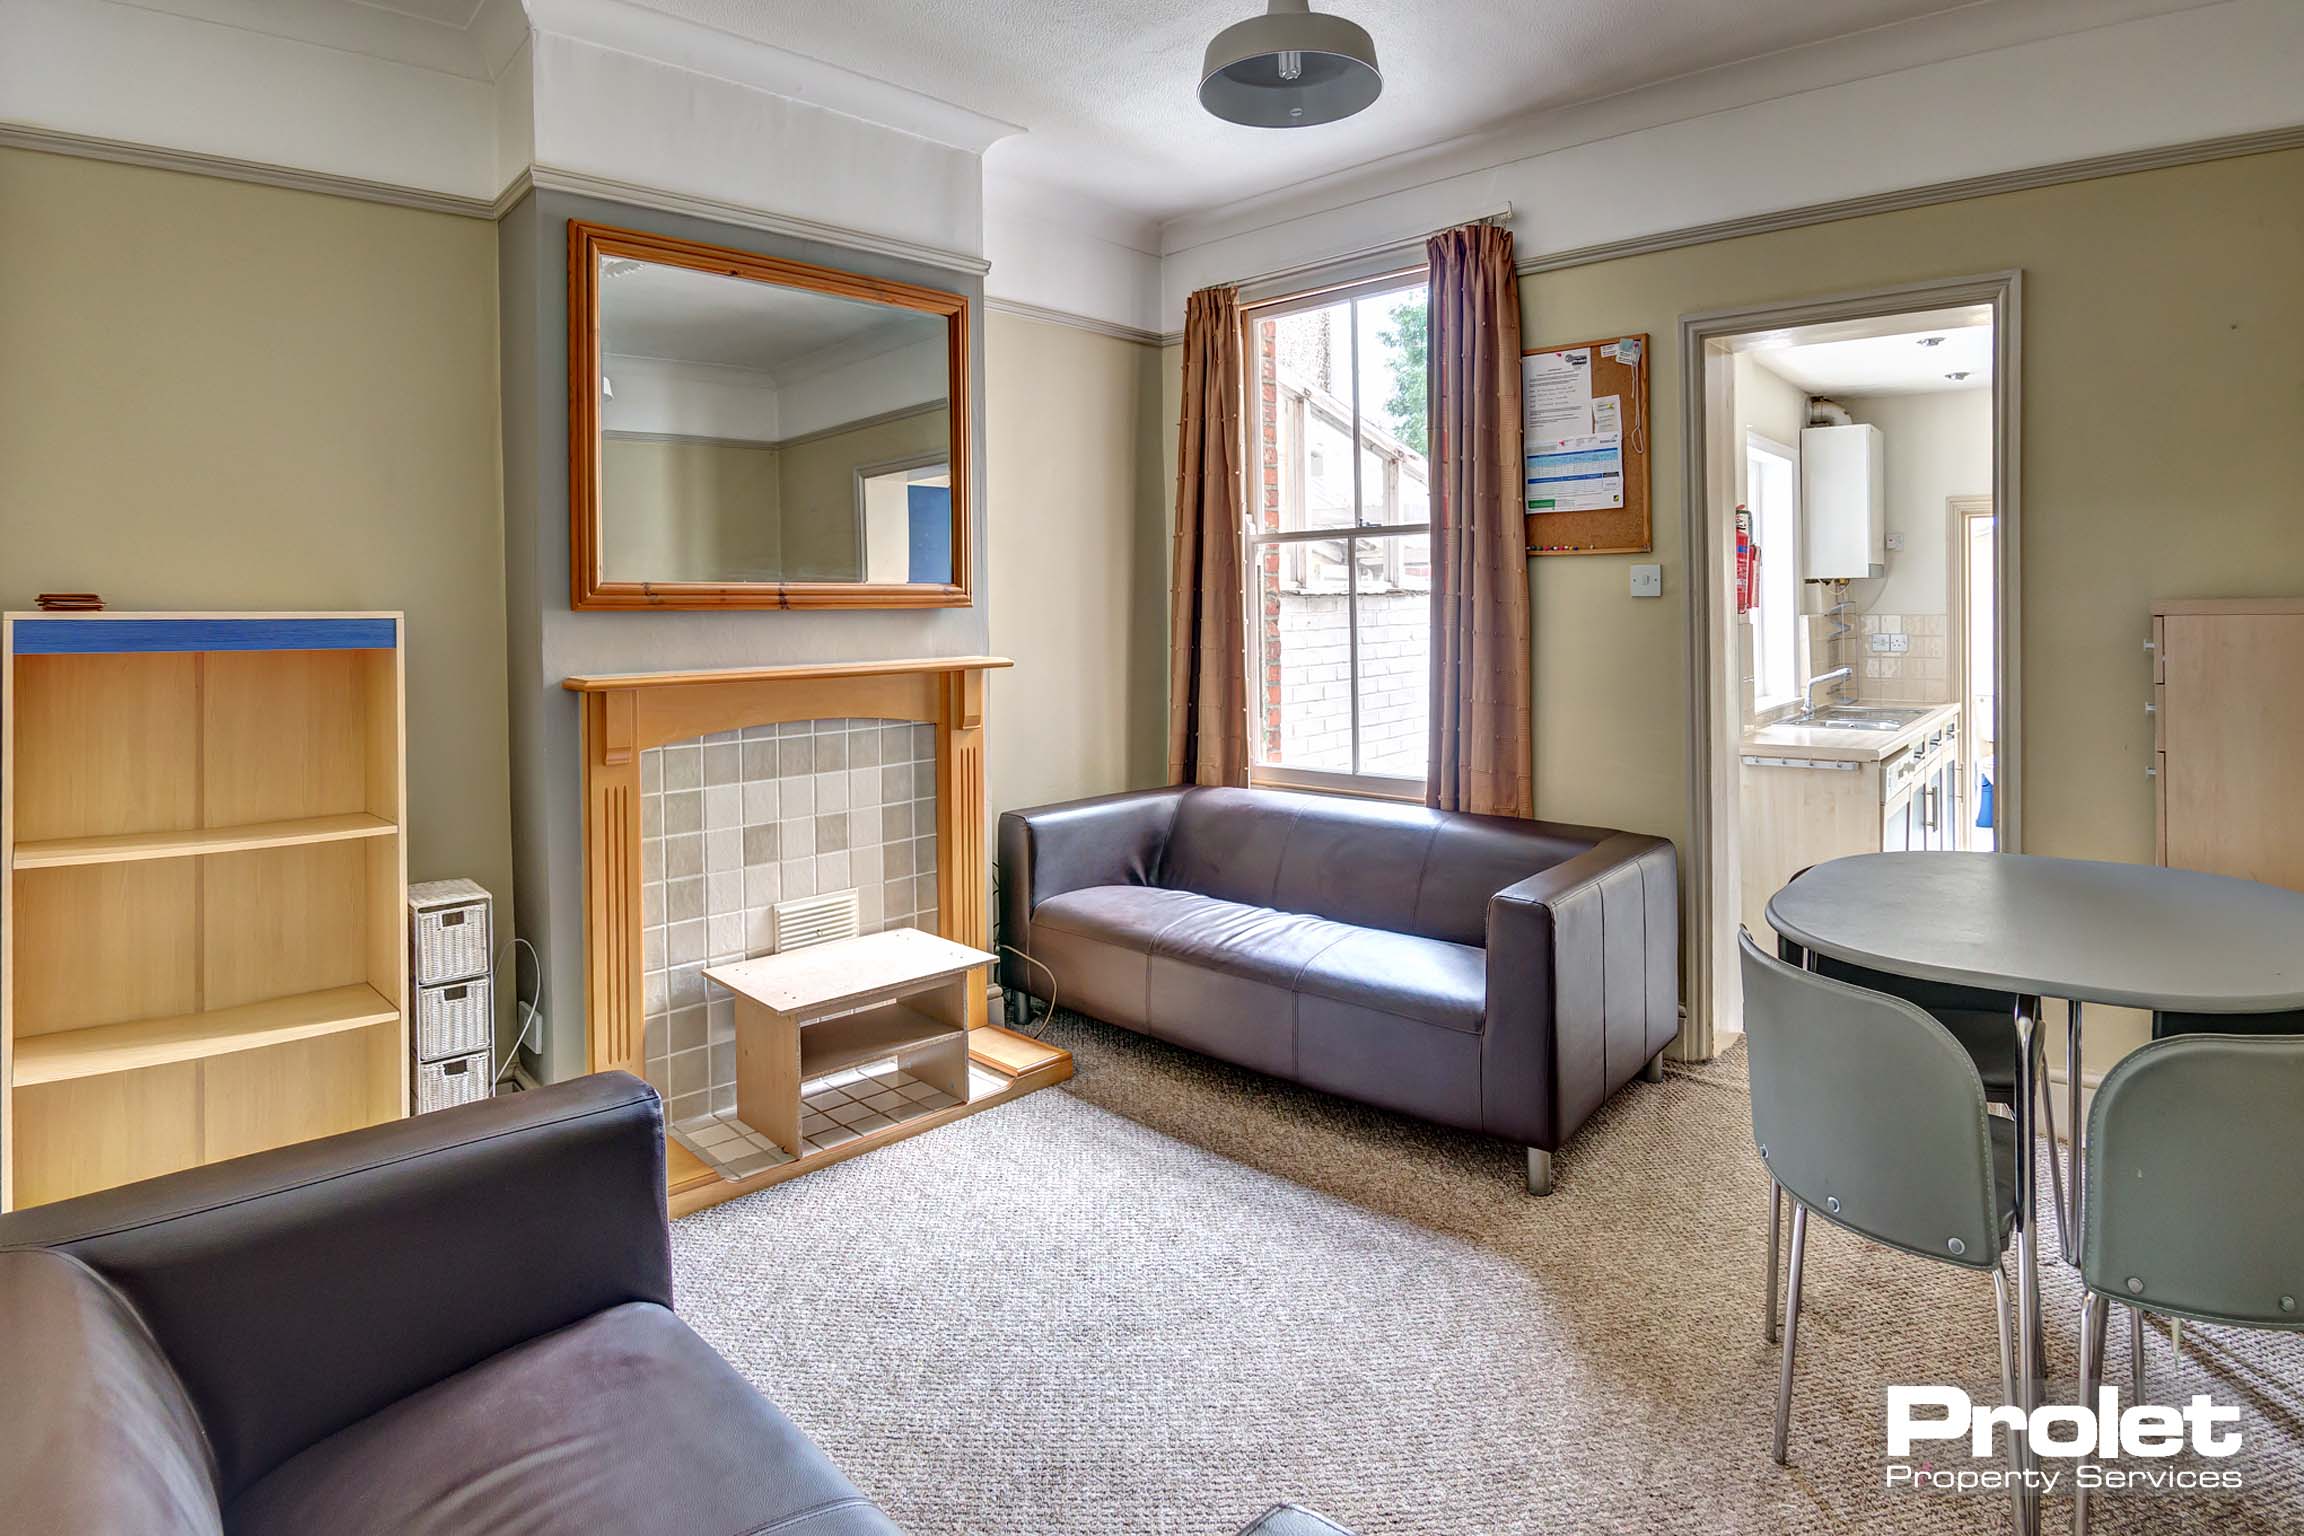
2073, 1033, 2304, 1534
1765, 905, 2066, 1339
1740, 930, 2024, 1500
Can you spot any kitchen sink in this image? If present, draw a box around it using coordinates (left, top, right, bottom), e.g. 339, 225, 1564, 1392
1784, 704, 1937, 731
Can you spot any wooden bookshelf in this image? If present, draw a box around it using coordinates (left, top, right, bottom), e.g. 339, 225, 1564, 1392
1, 613, 409, 1210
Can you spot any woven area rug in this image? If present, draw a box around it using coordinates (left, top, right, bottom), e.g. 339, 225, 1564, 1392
670, 1013, 2304, 1535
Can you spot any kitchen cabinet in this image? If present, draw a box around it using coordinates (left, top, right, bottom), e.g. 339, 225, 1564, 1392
1800, 424, 1885, 580
1737, 704, 1962, 939
2152, 599, 2304, 890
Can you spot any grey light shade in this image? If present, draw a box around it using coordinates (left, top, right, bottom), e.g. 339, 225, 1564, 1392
1199, 0, 1382, 129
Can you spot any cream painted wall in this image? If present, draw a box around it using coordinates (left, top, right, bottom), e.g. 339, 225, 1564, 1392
0, 148, 516, 1040
985, 312, 1169, 863
1843, 390, 1995, 619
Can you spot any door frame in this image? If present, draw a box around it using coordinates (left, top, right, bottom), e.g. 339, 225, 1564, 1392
1946, 493, 1996, 847
1676, 271, 2023, 1056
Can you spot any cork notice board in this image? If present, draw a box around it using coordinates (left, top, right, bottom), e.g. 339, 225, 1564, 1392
1522, 333, 1651, 556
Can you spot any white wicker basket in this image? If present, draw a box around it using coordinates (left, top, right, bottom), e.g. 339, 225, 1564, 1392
413, 1049, 491, 1114
414, 976, 492, 1062
409, 878, 491, 986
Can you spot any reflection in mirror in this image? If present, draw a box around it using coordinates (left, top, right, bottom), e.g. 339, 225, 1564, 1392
593, 250, 954, 590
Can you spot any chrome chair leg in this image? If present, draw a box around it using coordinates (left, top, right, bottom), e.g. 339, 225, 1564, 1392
1772, 1202, 1809, 1466
1992, 1266, 2028, 1536
1525, 1147, 1554, 1197
2076, 1294, 2106, 1536
1766, 1180, 1784, 1344
2130, 1307, 2145, 1401
2039, 1065, 2071, 1265
2066, 999, 2086, 1265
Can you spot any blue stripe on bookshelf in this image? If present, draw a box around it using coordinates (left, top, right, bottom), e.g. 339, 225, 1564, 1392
12, 618, 397, 655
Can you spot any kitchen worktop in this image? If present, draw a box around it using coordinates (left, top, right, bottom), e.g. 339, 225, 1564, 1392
1740, 700, 1960, 764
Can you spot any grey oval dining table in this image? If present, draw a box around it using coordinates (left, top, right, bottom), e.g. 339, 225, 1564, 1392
1765, 851, 2304, 1531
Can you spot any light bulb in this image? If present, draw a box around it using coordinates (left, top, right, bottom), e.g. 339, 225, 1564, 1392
1277, 48, 1302, 81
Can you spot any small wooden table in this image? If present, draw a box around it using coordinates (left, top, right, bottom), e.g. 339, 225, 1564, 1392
704, 929, 998, 1158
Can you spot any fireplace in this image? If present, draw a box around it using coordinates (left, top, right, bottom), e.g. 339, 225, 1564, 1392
562, 655, 1068, 1213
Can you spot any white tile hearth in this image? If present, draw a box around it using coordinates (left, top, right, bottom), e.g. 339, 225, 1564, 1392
641, 717, 941, 1124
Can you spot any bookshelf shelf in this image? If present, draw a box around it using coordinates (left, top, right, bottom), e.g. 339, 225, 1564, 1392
2, 611, 410, 1210
13, 813, 398, 870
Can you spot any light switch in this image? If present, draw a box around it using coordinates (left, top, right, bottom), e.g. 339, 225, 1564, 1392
1885, 532, 1906, 552
1629, 563, 1662, 598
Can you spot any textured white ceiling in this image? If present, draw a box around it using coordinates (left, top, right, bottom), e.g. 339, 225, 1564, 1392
620, 0, 1991, 225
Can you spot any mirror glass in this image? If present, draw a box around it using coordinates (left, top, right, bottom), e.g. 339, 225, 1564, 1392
594, 254, 955, 589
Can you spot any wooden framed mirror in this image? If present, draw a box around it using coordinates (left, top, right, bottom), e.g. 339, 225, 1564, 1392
568, 220, 971, 610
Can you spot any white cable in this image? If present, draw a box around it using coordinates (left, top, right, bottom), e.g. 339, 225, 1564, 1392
997, 942, 1060, 1041
493, 935, 544, 1087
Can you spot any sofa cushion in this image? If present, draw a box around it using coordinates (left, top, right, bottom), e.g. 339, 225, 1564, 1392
227, 1302, 895, 1536
0, 1249, 220, 1536
1295, 927, 1486, 1034
1157, 786, 1605, 946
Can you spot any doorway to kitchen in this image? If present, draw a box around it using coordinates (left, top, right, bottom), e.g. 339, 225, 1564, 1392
1679, 274, 2021, 1050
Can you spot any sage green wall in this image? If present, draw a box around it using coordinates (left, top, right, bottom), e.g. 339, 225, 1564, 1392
1159, 148, 2304, 1067
986, 312, 1170, 847
601, 437, 784, 581
777, 409, 950, 579
0, 150, 515, 1038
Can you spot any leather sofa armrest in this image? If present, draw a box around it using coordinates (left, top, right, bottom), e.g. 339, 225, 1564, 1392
0, 1072, 669, 1503
997, 787, 1188, 989
1483, 833, 1679, 1149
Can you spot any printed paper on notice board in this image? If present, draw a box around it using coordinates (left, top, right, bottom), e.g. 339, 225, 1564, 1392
1526, 433, 1625, 514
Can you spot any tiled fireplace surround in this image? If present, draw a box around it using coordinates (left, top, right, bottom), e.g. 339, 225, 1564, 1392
639, 716, 942, 1126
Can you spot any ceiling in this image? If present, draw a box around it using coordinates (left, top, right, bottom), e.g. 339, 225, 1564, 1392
1749, 311, 1994, 396
620, 0, 2000, 227
599, 259, 939, 376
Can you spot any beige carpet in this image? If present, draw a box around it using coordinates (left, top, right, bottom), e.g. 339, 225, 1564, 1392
670, 1014, 2304, 1535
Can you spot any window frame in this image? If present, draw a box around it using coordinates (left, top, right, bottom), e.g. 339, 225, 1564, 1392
1239, 265, 1433, 800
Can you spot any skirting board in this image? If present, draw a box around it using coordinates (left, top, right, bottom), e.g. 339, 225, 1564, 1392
666, 1024, 1071, 1218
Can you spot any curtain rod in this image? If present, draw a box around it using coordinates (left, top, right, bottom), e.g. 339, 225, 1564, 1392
1227, 204, 1514, 300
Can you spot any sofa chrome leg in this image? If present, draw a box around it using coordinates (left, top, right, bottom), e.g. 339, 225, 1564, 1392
1525, 1148, 1555, 1197
1641, 1051, 1666, 1083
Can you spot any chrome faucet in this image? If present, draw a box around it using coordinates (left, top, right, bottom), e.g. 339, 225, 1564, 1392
1803, 665, 1854, 710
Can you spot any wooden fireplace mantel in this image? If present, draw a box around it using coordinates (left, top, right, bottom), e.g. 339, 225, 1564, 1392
567, 655, 1015, 1084
561, 655, 1012, 693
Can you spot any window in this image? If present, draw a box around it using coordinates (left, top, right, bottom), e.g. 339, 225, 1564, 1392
1244, 274, 1431, 794
1745, 434, 1800, 712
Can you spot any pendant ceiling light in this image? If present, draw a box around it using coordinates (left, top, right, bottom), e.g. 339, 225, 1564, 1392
1199, 0, 1382, 129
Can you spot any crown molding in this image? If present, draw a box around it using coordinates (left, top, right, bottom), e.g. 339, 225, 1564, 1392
512, 164, 989, 275
0, 120, 498, 217
1509, 122, 2304, 277
524, 0, 1021, 155
1160, 118, 2304, 331
984, 297, 1162, 348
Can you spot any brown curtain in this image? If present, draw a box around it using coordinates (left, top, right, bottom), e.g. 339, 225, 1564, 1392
1425, 223, 1533, 817
1167, 285, 1251, 787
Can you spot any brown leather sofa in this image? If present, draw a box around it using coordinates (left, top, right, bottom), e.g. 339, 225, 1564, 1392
0, 1072, 898, 1536
999, 786, 1678, 1193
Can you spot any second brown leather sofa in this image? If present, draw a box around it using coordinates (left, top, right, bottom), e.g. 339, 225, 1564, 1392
998, 786, 1679, 1194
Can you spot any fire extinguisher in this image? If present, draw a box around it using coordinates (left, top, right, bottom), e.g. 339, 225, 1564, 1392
1735, 506, 1756, 613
